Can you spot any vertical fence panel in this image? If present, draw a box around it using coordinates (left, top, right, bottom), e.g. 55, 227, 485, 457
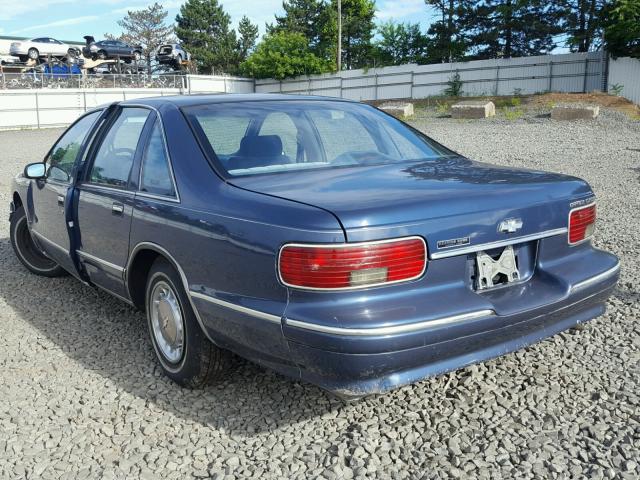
608, 57, 640, 106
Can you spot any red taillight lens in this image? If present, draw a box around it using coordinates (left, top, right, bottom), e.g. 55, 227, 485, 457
569, 204, 596, 244
279, 237, 427, 290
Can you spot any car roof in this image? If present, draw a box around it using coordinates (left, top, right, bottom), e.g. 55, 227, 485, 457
120, 93, 358, 108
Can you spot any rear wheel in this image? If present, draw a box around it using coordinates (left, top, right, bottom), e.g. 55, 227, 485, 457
10, 206, 66, 277
145, 257, 229, 387
27, 48, 39, 60
133, 51, 141, 62
97, 50, 107, 60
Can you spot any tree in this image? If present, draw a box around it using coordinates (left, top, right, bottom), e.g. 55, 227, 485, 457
374, 21, 429, 65
269, 0, 325, 49
562, 0, 608, 52
113, 3, 174, 74
240, 31, 329, 79
237, 16, 259, 62
175, 0, 238, 74
331, 0, 376, 69
424, 0, 472, 62
605, 0, 640, 58
465, 0, 565, 59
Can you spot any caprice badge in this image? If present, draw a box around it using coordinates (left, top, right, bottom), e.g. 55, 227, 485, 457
498, 218, 523, 234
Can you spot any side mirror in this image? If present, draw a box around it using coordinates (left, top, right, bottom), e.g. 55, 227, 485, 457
24, 163, 46, 179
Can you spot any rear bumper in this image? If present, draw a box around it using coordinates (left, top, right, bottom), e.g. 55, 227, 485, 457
283, 253, 619, 397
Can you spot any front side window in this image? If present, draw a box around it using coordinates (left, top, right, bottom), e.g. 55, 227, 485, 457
89, 108, 150, 188
185, 100, 453, 176
47, 111, 101, 183
140, 120, 176, 197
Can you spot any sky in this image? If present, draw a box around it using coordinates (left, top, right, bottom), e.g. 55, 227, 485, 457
0, 0, 434, 42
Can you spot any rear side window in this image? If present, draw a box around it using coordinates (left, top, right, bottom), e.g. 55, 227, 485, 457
47, 111, 101, 183
89, 108, 150, 188
140, 120, 176, 197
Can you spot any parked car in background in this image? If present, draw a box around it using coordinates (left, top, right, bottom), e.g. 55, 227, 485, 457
82, 36, 142, 63
155, 44, 191, 66
9, 95, 619, 398
0, 54, 19, 65
9, 37, 80, 62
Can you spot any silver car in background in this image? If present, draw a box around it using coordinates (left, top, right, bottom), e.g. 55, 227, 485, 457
155, 44, 191, 66
9, 37, 79, 62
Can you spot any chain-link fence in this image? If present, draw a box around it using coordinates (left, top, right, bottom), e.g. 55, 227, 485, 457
0, 72, 187, 90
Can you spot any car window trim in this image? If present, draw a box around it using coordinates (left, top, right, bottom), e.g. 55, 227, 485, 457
82, 105, 154, 192
136, 112, 180, 203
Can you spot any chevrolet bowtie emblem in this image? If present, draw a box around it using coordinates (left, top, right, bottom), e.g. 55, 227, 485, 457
498, 218, 523, 234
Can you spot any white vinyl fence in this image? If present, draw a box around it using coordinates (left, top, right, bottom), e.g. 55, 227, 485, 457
608, 57, 640, 106
0, 88, 181, 129
0, 75, 253, 130
256, 52, 607, 100
1, 53, 637, 130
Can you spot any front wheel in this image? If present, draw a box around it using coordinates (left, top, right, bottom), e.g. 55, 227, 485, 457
10, 206, 66, 277
133, 51, 141, 62
145, 258, 230, 387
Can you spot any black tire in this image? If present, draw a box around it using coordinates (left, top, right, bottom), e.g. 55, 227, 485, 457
10, 206, 66, 277
27, 48, 39, 60
97, 50, 107, 60
145, 257, 229, 388
133, 51, 141, 62
67, 48, 77, 58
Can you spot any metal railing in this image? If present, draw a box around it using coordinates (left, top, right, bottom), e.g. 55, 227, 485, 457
0, 72, 187, 90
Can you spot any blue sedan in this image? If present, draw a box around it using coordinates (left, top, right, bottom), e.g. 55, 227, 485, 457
9, 94, 620, 398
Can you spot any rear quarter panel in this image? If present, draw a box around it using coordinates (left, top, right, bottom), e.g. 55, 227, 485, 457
128, 103, 344, 366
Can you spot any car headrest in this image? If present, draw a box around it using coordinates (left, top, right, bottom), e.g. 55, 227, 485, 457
239, 135, 283, 158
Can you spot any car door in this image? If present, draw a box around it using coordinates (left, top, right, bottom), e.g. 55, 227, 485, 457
28, 111, 103, 274
76, 107, 153, 299
49, 38, 66, 56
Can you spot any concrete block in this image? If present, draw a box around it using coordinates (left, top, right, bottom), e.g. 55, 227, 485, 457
451, 100, 496, 119
380, 102, 414, 118
551, 104, 599, 120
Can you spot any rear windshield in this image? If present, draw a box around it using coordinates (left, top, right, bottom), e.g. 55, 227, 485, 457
184, 100, 454, 176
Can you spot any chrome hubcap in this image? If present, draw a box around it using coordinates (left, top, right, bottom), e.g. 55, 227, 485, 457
150, 280, 184, 364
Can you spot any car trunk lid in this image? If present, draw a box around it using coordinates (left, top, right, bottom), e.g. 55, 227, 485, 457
229, 157, 593, 254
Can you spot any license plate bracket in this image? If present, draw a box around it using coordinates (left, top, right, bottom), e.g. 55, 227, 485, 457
475, 245, 520, 290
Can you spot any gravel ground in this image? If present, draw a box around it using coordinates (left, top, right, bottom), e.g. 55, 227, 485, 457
0, 109, 639, 480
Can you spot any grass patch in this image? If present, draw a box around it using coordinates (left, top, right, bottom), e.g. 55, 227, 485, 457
502, 106, 525, 121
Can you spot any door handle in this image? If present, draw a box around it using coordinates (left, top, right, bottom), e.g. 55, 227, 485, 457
112, 203, 124, 215
57, 195, 64, 206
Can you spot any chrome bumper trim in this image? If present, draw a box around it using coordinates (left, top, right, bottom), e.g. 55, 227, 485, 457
570, 262, 621, 293
190, 290, 283, 325
286, 309, 495, 336
431, 228, 568, 260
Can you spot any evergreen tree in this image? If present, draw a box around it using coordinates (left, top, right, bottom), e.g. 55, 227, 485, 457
175, 0, 238, 74
237, 16, 259, 62
466, 0, 565, 59
269, 0, 327, 51
331, 0, 377, 69
562, 0, 609, 52
424, 0, 472, 62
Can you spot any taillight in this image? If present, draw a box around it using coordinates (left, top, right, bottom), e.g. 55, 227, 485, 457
569, 203, 596, 245
278, 237, 427, 290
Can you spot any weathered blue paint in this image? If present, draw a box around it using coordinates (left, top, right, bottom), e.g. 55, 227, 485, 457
10, 94, 620, 397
